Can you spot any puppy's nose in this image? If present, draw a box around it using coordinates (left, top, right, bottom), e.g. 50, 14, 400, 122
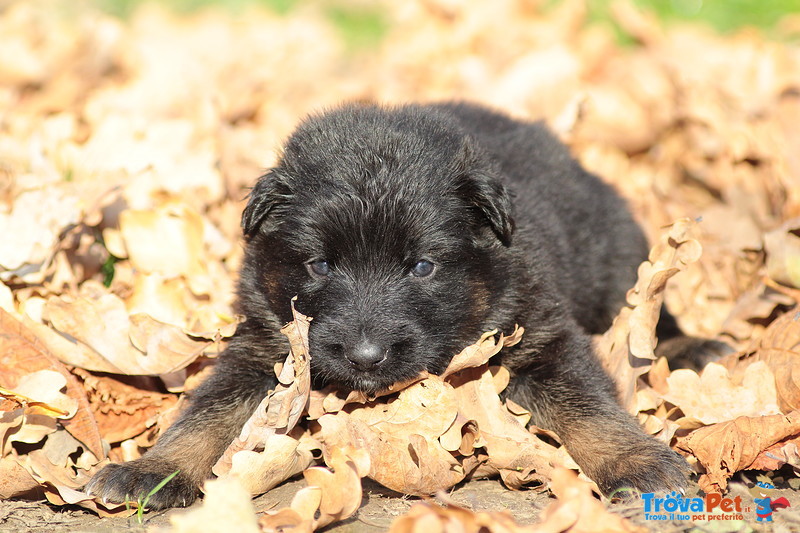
346, 339, 387, 371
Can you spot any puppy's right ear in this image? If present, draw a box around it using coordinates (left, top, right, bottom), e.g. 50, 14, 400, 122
241, 170, 293, 237
456, 141, 515, 246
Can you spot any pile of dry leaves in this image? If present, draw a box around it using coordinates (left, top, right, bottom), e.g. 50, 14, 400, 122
1, 0, 800, 531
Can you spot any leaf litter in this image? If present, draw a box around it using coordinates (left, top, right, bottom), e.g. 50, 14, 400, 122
1, 0, 800, 530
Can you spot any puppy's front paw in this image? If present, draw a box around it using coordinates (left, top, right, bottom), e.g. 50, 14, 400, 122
85, 458, 198, 510
593, 440, 689, 497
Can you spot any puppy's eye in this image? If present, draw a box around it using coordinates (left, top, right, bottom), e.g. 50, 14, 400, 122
410, 259, 435, 278
306, 260, 330, 278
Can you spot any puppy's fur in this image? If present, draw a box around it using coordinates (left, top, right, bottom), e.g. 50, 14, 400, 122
88, 102, 689, 508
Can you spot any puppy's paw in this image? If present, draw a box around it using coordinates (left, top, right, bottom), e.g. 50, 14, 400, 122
85, 458, 199, 510
593, 440, 689, 497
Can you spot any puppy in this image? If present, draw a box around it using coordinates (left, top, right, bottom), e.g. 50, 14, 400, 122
87, 102, 689, 509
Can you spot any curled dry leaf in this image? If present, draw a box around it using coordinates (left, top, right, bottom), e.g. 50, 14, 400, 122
259, 446, 370, 533
388, 496, 539, 533
536, 467, 645, 533
748, 436, 800, 472
171, 476, 261, 533
314, 325, 553, 495
43, 281, 209, 375
765, 219, 800, 289
213, 300, 314, 488
722, 306, 800, 413
440, 326, 525, 378
316, 377, 465, 496
676, 410, 800, 493
595, 217, 703, 413
0, 308, 104, 460
664, 362, 780, 424
74, 368, 179, 445
447, 366, 556, 490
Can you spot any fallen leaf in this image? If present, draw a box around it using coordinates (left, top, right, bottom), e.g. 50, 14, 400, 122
676, 410, 800, 492
44, 281, 208, 375
596, 218, 703, 413
0, 308, 104, 460
765, 219, 800, 289
748, 437, 800, 472
388, 493, 540, 533
536, 467, 645, 533
315, 378, 466, 496
725, 307, 800, 413
259, 446, 370, 532
664, 362, 780, 424
171, 476, 261, 533
119, 202, 206, 280
213, 301, 312, 481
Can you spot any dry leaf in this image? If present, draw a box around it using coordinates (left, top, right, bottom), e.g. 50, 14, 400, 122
595, 218, 703, 413
448, 366, 556, 490
44, 281, 208, 375
315, 379, 466, 496
0, 308, 104, 460
765, 219, 800, 289
536, 467, 645, 533
213, 301, 312, 482
170, 476, 261, 533
388, 495, 540, 533
676, 410, 800, 492
259, 446, 370, 533
664, 362, 780, 424
748, 436, 800, 472
725, 307, 800, 413
119, 202, 206, 281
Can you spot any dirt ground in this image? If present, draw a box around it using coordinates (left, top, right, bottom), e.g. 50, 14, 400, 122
3, 474, 800, 533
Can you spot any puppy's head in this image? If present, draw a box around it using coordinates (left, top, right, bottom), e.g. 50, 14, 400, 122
241, 104, 514, 393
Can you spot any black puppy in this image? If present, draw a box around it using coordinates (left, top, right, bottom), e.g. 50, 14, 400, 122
87, 102, 688, 508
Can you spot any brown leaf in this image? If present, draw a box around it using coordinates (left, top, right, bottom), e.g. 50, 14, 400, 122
596, 218, 703, 413
76, 370, 178, 445
0, 308, 104, 460
727, 307, 800, 413
44, 281, 208, 375
170, 477, 261, 533
448, 366, 556, 490
316, 377, 465, 496
259, 446, 370, 532
765, 219, 800, 289
664, 362, 780, 424
748, 436, 800, 472
0, 456, 40, 499
536, 468, 645, 533
388, 494, 540, 533
213, 301, 312, 481
676, 410, 800, 492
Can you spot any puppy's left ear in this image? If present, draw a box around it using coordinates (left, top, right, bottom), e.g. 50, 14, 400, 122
241, 169, 292, 237
456, 142, 515, 246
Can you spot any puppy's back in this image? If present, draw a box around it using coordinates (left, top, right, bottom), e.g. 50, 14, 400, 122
427, 102, 649, 333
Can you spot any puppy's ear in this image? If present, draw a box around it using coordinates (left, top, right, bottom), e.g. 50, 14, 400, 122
456, 142, 515, 246
241, 169, 292, 237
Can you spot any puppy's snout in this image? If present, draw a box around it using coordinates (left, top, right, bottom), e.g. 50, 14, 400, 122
346, 338, 387, 371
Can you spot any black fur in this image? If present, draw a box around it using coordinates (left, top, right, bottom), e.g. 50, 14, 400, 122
87, 102, 689, 509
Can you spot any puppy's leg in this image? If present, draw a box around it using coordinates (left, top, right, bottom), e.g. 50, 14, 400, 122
86, 345, 276, 509
504, 330, 688, 496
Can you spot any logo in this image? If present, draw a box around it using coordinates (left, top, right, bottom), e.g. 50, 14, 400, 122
642, 491, 748, 522
748, 481, 791, 522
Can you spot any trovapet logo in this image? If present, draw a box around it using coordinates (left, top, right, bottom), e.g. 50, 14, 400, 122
642, 491, 748, 522
749, 481, 791, 522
